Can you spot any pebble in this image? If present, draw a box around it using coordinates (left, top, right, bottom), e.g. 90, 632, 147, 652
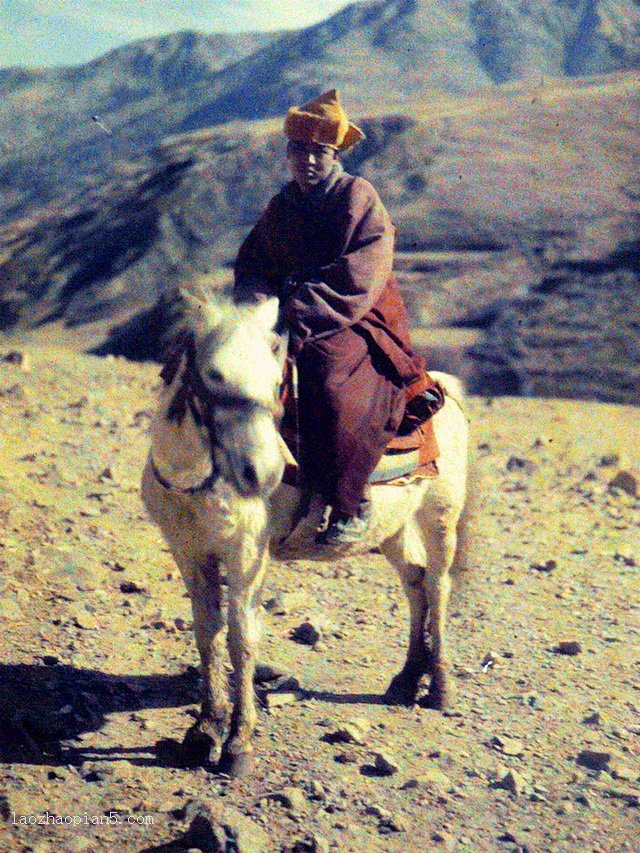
608, 468, 639, 497
372, 751, 399, 776
552, 640, 582, 656
402, 768, 452, 793
493, 768, 528, 796
270, 786, 307, 813
331, 717, 371, 745
491, 735, 524, 756
577, 749, 611, 771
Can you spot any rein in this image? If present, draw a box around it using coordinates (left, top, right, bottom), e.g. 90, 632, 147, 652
151, 329, 280, 495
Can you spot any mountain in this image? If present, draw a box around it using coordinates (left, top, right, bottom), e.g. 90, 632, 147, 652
175, 0, 640, 129
1, 72, 638, 402
0, 30, 280, 218
1, 0, 638, 224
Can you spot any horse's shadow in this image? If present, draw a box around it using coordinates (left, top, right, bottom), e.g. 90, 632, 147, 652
0, 662, 394, 771
0, 661, 200, 769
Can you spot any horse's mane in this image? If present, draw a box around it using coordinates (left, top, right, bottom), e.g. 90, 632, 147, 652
161, 275, 235, 361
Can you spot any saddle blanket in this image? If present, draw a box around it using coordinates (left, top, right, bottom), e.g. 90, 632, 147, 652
282, 417, 439, 488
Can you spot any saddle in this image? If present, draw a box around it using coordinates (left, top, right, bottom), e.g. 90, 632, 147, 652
280, 364, 444, 487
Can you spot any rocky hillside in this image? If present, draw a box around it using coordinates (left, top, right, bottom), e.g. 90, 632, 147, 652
470, 243, 640, 403
1, 0, 639, 223
1, 72, 638, 401
0, 30, 279, 220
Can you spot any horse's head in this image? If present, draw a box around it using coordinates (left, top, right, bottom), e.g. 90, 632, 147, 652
183, 293, 286, 498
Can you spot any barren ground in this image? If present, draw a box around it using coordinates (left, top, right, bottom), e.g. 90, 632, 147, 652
0, 343, 638, 853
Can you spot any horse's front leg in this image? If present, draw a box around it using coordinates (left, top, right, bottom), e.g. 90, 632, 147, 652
181, 554, 231, 766
221, 545, 269, 778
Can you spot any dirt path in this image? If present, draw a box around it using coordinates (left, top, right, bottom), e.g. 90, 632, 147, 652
0, 345, 638, 853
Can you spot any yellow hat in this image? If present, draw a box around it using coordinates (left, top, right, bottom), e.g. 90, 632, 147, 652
284, 89, 365, 151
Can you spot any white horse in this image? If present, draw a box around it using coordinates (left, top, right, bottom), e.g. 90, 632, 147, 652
141, 293, 468, 778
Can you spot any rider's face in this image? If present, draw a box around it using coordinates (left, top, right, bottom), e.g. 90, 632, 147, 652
287, 140, 338, 192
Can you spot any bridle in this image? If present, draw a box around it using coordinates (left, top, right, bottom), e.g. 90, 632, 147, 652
150, 329, 282, 495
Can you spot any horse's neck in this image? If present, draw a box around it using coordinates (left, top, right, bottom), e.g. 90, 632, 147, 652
150, 365, 214, 489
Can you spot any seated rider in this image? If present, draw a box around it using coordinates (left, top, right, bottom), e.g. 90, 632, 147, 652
234, 88, 434, 548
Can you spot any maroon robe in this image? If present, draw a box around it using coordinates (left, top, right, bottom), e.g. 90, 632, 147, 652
234, 166, 423, 515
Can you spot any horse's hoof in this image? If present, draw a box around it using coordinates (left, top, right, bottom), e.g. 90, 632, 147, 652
182, 725, 222, 766
155, 737, 187, 767
421, 677, 457, 711
383, 672, 421, 707
219, 747, 255, 779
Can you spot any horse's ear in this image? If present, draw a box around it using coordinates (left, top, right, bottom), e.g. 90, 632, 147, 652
251, 296, 280, 333
179, 288, 224, 335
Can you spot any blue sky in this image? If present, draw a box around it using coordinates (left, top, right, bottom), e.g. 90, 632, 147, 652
0, 0, 352, 68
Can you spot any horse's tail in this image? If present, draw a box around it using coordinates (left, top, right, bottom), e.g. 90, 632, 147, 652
451, 453, 481, 575
427, 371, 477, 576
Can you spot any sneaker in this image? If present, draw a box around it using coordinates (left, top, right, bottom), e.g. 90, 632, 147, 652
316, 499, 372, 548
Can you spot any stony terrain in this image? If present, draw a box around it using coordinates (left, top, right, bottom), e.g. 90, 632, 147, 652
0, 341, 638, 853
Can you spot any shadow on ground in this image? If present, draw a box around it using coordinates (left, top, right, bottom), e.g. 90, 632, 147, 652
0, 662, 200, 768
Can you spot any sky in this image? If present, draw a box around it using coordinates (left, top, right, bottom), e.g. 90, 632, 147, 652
0, 0, 353, 68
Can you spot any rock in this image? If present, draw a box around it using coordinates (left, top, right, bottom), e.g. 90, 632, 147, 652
552, 641, 582, 656
601, 787, 640, 806
491, 735, 524, 756
308, 780, 327, 800
493, 768, 528, 796
577, 749, 611, 771
401, 768, 452, 793
506, 456, 534, 473
288, 835, 330, 853
334, 749, 360, 764
290, 615, 333, 646
608, 468, 639, 497
373, 751, 400, 776
582, 711, 602, 725
609, 760, 636, 781
331, 717, 371, 745
120, 580, 147, 594
184, 800, 270, 852
254, 663, 287, 683
270, 786, 307, 813
530, 559, 557, 572
599, 453, 620, 467
70, 607, 99, 630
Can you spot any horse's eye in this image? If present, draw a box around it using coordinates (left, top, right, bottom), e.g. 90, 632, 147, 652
208, 368, 224, 383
